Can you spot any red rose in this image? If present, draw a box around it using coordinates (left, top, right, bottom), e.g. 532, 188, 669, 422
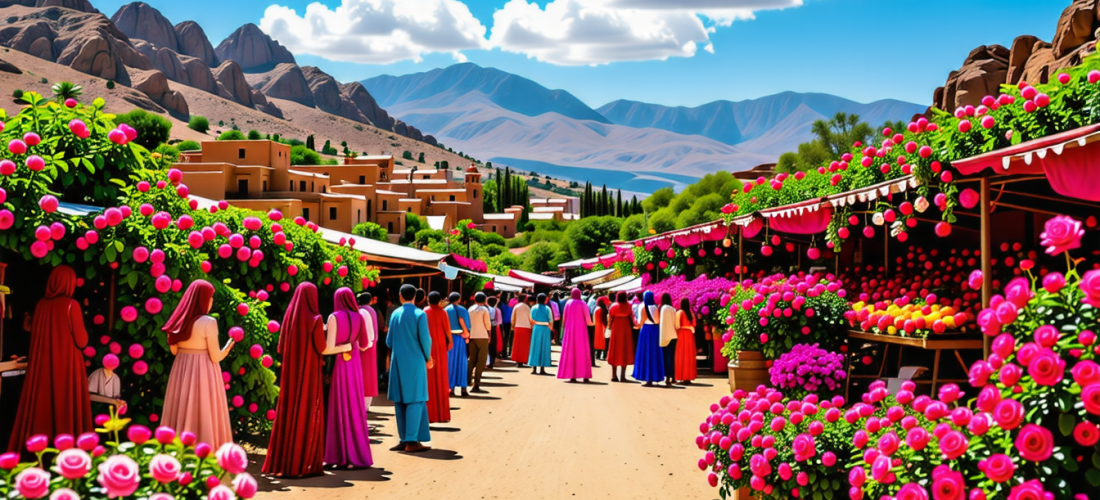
979, 453, 1016, 483
938, 430, 968, 460
1083, 384, 1100, 415
1007, 479, 1049, 500
1073, 360, 1100, 387
1014, 424, 1053, 462
1027, 348, 1065, 386
1073, 421, 1099, 446
931, 465, 965, 500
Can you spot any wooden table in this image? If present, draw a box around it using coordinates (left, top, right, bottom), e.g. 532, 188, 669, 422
845, 330, 985, 400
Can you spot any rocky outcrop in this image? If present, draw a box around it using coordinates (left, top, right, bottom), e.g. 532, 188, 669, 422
340, 82, 388, 128
133, 40, 218, 94
110, 2, 177, 52
1053, 0, 1100, 58
35, 0, 95, 12
212, 60, 252, 104
301, 65, 369, 122
934, 45, 1010, 110
245, 63, 315, 107
174, 21, 216, 66
130, 68, 188, 116
214, 23, 294, 72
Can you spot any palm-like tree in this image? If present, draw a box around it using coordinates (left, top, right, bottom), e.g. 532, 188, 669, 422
51, 82, 83, 102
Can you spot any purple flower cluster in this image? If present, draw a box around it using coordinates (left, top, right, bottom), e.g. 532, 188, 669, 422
642, 274, 737, 323
769, 343, 846, 397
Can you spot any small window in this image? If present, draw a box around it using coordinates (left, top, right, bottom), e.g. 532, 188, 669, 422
302, 208, 310, 221
367, 200, 372, 220
321, 185, 326, 193
237, 179, 248, 193
311, 181, 315, 192
357, 209, 361, 222
289, 181, 294, 191
449, 195, 455, 201
300, 180, 307, 192
492, 225, 497, 232
238, 148, 245, 159
382, 200, 388, 211
474, 189, 478, 199
388, 222, 394, 233
329, 207, 337, 220
359, 175, 366, 184
262, 180, 267, 191
504, 226, 508, 233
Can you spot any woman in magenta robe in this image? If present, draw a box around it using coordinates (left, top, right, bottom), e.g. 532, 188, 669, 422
325, 287, 373, 468
8, 266, 92, 453
557, 288, 593, 382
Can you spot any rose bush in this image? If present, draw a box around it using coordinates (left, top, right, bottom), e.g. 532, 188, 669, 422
0, 409, 257, 500
769, 344, 846, 399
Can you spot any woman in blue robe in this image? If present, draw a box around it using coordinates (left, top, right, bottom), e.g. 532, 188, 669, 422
527, 293, 553, 375
632, 291, 665, 386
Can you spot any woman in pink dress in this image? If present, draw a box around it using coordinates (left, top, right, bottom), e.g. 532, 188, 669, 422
161, 280, 234, 449
325, 287, 373, 468
557, 288, 593, 383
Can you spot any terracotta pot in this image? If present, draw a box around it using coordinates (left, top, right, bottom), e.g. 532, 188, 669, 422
733, 487, 756, 500
728, 350, 768, 393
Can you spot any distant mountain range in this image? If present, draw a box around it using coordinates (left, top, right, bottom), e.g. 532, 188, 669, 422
362, 64, 926, 193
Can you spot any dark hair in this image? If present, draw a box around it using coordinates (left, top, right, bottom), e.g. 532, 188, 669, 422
616, 292, 628, 304
399, 284, 416, 301
679, 298, 695, 323
475, 292, 487, 303
537, 293, 547, 304
661, 292, 673, 307
488, 296, 498, 307
526, 294, 535, 303
428, 291, 442, 305
597, 296, 610, 313
415, 288, 425, 304
448, 292, 461, 303
357, 291, 372, 305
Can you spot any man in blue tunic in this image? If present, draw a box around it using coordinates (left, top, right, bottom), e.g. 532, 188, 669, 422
387, 284, 433, 453
445, 292, 471, 398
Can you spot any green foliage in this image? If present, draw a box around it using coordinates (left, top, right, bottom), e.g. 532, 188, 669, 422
482, 178, 498, 213
620, 213, 646, 241
115, 109, 172, 149
352, 221, 388, 241
402, 212, 425, 244
402, 151, 413, 160
187, 115, 209, 133
642, 187, 675, 213
564, 216, 621, 258
247, 129, 262, 140
648, 210, 676, 234
521, 241, 570, 273
51, 82, 82, 102
290, 145, 323, 165
153, 143, 180, 162
12, 89, 22, 99
305, 134, 315, 150
177, 140, 201, 151
106, 80, 115, 90
217, 129, 246, 141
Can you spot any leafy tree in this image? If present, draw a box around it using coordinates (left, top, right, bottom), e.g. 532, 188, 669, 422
305, 135, 315, 150
290, 145, 323, 165
565, 216, 622, 258
620, 214, 646, 241
187, 116, 210, 133
642, 187, 675, 213
106, 80, 115, 90
247, 129, 262, 140
418, 152, 425, 163
321, 140, 338, 155
217, 130, 246, 141
12, 89, 22, 99
482, 179, 498, 213
177, 140, 201, 151
648, 210, 676, 234
153, 143, 180, 162
115, 109, 172, 149
352, 222, 388, 242
522, 242, 568, 274
402, 151, 414, 161
51, 81, 82, 102
402, 213, 425, 245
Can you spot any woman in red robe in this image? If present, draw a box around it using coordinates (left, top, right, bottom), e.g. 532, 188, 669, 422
593, 297, 610, 361
606, 292, 636, 383
675, 298, 698, 383
263, 283, 327, 477
424, 291, 453, 423
8, 265, 92, 453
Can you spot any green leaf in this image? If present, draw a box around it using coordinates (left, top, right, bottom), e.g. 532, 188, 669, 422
1058, 413, 1076, 436
114, 240, 124, 253
93, 97, 105, 108
109, 178, 126, 187
1087, 468, 1100, 487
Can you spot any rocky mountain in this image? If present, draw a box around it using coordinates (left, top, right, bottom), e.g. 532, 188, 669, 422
361, 64, 925, 191
598, 93, 925, 148
213, 23, 293, 73
934, 0, 1100, 110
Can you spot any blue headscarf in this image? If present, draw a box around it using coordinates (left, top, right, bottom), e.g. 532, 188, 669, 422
643, 291, 657, 323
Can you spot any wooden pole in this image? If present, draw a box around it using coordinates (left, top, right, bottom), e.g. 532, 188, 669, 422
883, 227, 889, 277
738, 230, 744, 282
108, 272, 117, 333
980, 177, 992, 358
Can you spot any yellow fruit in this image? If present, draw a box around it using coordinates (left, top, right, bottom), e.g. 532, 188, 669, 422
887, 326, 898, 335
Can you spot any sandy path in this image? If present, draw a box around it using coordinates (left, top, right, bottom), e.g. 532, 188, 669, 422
249, 346, 726, 499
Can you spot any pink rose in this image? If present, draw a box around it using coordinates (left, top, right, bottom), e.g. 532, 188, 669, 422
1042, 272, 1065, 293
1004, 277, 1033, 308
993, 399, 1024, 430
968, 360, 992, 387
1027, 348, 1065, 386
97, 455, 140, 498
1040, 215, 1084, 255
1032, 325, 1060, 348
1007, 479, 1049, 500
233, 472, 258, 499
979, 453, 1016, 483
977, 309, 1001, 336
1000, 363, 1023, 387
216, 442, 248, 474
76, 433, 98, 451
55, 448, 92, 480
1014, 424, 1053, 462
1079, 270, 1100, 308
898, 483, 930, 500
906, 426, 930, 450
994, 301, 1018, 326
0, 452, 19, 469
1073, 421, 1100, 446
127, 425, 151, 443
209, 485, 236, 500
149, 454, 181, 483
967, 413, 991, 435
1074, 360, 1100, 387
1083, 384, 1100, 415
938, 430, 968, 460
15, 468, 51, 499
976, 385, 1001, 412
50, 488, 80, 500
931, 465, 965, 500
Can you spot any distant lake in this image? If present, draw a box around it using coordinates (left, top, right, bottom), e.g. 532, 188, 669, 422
490, 157, 700, 196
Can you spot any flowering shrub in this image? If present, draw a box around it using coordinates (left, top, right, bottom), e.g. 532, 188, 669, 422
769, 344, 846, 399
0, 409, 256, 500
0, 90, 380, 435
696, 386, 855, 500
642, 274, 737, 327
717, 272, 850, 360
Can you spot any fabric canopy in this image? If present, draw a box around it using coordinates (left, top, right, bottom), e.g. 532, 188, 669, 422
593, 275, 638, 290
952, 123, 1100, 176
508, 269, 564, 285
571, 268, 617, 285
1040, 143, 1100, 201
767, 204, 833, 234
609, 277, 644, 293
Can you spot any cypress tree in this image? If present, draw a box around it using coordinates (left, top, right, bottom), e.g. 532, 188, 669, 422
616, 190, 623, 217
600, 185, 608, 216
306, 135, 315, 150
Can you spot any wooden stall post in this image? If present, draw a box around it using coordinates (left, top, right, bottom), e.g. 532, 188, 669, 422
738, 230, 744, 282
980, 177, 992, 358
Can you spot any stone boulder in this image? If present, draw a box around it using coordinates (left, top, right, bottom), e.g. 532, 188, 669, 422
340, 82, 392, 129
212, 59, 253, 106
301, 65, 365, 121
130, 68, 188, 115
214, 23, 294, 72
249, 89, 283, 119
110, 2, 178, 52
1053, 0, 1100, 58
1022, 45, 1057, 85
1007, 35, 1042, 84
26, 37, 51, 59
935, 45, 1009, 111
180, 56, 217, 93
174, 21, 216, 66
245, 63, 315, 107
35, 0, 96, 12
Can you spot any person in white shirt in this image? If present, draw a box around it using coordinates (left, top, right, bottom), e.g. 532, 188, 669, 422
510, 294, 534, 368
658, 292, 678, 387
466, 293, 493, 393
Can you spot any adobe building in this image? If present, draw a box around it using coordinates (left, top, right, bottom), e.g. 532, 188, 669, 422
176, 140, 519, 239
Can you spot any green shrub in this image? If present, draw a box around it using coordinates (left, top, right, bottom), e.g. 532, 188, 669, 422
106, 80, 115, 90
217, 130, 246, 141
402, 213, 425, 244
12, 89, 22, 98
247, 129, 262, 140
290, 145, 322, 165
177, 140, 201, 151
115, 109, 172, 149
352, 222, 388, 241
153, 143, 180, 162
187, 115, 209, 133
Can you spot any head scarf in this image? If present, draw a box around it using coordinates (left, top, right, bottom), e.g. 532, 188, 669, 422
597, 296, 611, 312
162, 280, 216, 345
332, 286, 363, 344
281, 282, 321, 354
643, 291, 657, 323
615, 292, 628, 304
571, 287, 582, 300
44, 265, 77, 299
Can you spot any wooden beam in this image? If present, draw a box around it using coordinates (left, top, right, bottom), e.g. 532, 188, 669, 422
738, 230, 744, 282
980, 177, 992, 358
996, 189, 1100, 209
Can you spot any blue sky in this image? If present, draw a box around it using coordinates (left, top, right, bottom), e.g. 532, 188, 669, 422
98, 0, 1070, 108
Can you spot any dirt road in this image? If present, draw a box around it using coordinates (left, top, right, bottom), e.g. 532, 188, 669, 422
249, 347, 727, 500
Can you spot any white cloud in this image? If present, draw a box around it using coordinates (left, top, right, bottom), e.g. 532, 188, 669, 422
259, 0, 489, 64
489, 0, 803, 65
